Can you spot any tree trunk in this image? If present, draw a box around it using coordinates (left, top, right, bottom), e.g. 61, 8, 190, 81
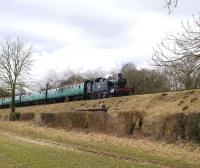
185, 73, 192, 89
10, 85, 16, 120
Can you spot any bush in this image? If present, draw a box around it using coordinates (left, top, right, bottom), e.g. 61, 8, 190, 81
15, 112, 21, 120
19, 113, 35, 121
144, 112, 200, 142
40, 111, 108, 131
40, 113, 55, 126
117, 111, 144, 135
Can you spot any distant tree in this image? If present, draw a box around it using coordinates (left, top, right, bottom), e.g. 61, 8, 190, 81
120, 63, 136, 92
120, 63, 169, 94
0, 37, 33, 119
139, 69, 170, 93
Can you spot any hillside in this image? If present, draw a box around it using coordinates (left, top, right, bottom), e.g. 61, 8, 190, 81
0, 89, 199, 120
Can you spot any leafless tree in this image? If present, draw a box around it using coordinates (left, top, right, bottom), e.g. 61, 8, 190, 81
178, 16, 200, 58
0, 37, 33, 119
152, 48, 200, 89
165, 0, 178, 13
152, 15, 200, 89
120, 63, 169, 94
120, 63, 136, 90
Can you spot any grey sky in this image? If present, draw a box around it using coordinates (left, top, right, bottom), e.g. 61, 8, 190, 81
0, 0, 199, 80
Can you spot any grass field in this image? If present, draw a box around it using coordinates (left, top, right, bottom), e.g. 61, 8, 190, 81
0, 132, 149, 168
0, 121, 199, 168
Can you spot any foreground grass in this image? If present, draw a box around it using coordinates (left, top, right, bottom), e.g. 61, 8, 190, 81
0, 133, 159, 168
0, 121, 199, 168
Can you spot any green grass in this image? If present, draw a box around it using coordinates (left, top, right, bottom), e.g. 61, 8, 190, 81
0, 122, 199, 168
0, 134, 157, 168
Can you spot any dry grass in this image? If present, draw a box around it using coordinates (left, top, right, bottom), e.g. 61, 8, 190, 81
0, 113, 9, 121
38, 111, 107, 131
117, 111, 144, 135
19, 113, 35, 121
1, 89, 200, 141
1, 89, 200, 119
143, 112, 200, 142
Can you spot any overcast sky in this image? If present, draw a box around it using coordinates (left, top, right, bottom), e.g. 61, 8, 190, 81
0, 0, 199, 80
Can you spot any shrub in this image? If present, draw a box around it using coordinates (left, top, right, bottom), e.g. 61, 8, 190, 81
117, 111, 144, 135
40, 111, 108, 131
19, 113, 35, 121
145, 112, 200, 142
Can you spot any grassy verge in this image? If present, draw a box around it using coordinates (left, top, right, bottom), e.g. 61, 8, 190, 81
0, 133, 154, 168
0, 121, 199, 168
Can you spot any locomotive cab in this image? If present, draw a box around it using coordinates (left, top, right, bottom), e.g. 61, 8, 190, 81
109, 73, 131, 96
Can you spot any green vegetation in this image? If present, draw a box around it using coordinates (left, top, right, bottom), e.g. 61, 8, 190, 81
0, 121, 199, 168
0, 132, 158, 168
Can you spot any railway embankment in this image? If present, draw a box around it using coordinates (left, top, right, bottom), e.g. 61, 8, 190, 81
1, 89, 200, 142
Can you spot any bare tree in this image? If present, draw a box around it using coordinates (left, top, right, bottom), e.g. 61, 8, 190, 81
165, 0, 178, 13
0, 37, 33, 119
120, 63, 136, 90
152, 45, 200, 89
152, 16, 200, 89
177, 16, 200, 58
120, 63, 169, 94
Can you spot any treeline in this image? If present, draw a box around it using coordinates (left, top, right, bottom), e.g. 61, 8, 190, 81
1, 61, 198, 97
41, 55, 200, 95
40, 64, 170, 95
120, 63, 169, 94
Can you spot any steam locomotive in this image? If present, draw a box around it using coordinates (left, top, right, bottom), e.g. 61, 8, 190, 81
0, 74, 131, 108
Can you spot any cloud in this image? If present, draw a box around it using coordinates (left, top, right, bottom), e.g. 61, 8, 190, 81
0, 0, 198, 81
0, 0, 134, 49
